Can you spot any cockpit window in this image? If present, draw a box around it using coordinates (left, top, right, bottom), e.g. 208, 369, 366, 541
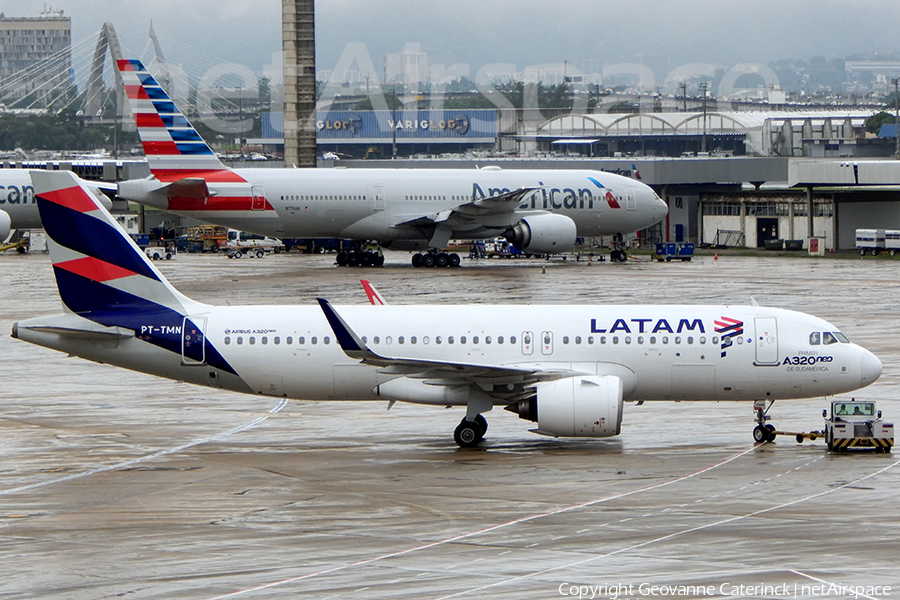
833, 332, 850, 343
809, 332, 821, 345
822, 332, 838, 345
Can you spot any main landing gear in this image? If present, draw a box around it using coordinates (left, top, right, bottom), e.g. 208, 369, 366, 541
335, 241, 384, 268
411, 251, 461, 268
752, 399, 777, 443
454, 414, 488, 448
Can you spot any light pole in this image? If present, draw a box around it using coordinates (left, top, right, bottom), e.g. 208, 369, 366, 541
698, 82, 708, 153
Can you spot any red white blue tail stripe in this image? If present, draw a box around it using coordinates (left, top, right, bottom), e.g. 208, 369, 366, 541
118, 59, 241, 182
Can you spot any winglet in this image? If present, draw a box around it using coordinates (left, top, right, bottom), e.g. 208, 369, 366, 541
360, 280, 387, 305
317, 298, 371, 359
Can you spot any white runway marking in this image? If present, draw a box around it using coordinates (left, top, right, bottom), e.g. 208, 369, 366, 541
0, 398, 288, 497
205, 444, 761, 599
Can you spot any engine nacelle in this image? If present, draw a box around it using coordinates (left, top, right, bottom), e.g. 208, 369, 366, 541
0, 210, 11, 243
504, 213, 577, 254
506, 375, 623, 437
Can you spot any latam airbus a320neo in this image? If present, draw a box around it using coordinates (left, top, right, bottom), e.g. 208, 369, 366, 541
115, 59, 667, 266
13, 170, 882, 447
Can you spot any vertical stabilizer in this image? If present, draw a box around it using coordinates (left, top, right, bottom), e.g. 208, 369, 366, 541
117, 59, 236, 182
32, 170, 198, 319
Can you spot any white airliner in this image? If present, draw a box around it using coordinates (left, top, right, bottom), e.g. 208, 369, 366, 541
114, 59, 667, 266
0, 169, 113, 243
13, 170, 882, 447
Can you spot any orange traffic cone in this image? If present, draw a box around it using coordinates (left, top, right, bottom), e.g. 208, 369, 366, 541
714, 252, 718, 261
541, 266, 546, 274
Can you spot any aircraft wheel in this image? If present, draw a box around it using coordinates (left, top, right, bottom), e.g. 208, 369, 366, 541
374, 254, 385, 267
765, 424, 777, 442
256, 250, 265, 258
346, 251, 361, 267
752, 425, 768, 444
336, 251, 348, 266
473, 414, 488, 436
448, 253, 461, 267
361, 251, 374, 267
435, 253, 449, 268
421, 253, 435, 268
411, 253, 423, 268
454, 419, 484, 448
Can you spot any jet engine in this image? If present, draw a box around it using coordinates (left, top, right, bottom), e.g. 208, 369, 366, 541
0, 210, 11, 243
505, 375, 623, 437
504, 213, 577, 254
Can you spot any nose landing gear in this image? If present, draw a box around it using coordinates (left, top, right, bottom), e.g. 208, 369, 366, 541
752, 399, 777, 443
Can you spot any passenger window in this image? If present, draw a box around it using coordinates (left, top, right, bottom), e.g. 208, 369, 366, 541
324, 337, 330, 345
286, 336, 293, 345
386, 336, 393, 344
675, 336, 682, 344
237, 337, 243, 345
311, 337, 317, 345
485, 336, 491, 344
423, 336, 429, 344
373, 336, 380, 345
809, 332, 821, 345
510, 336, 516, 344
262, 337, 268, 345
249, 337, 256, 345
600, 336, 607, 344
497, 336, 504, 344
435, 336, 442, 344
699, 336, 706, 344
823, 332, 838, 345
649, 336, 656, 345
398, 336, 405, 344
298, 336, 305, 345
588, 336, 594, 344
687, 336, 693, 344
637, 336, 644, 344
575, 336, 581, 345
448, 336, 454, 344
473, 336, 479, 344
625, 336, 631, 344
361, 336, 367, 344
612, 336, 619, 345
411, 336, 417, 345
225, 336, 231, 345
461, 336, 467, 344
662, 336, 669, 344
737, 337, 744, 345
562, 336, 569, 344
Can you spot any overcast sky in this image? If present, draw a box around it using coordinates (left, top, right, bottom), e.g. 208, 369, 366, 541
9, 0, 900, 81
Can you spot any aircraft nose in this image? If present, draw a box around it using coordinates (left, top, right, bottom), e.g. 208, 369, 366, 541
860, 349, 882, 387
653, 195, 668, 220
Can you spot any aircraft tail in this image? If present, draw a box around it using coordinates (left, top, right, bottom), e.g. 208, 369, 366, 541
31, 170, 199, 320
117, 58, 237, 182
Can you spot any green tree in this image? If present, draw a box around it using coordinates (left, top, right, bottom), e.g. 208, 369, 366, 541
865, 111, 896, 134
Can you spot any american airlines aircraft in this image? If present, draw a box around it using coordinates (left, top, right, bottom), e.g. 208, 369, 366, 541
0, 169, 113, 243
115, 59, 667, 266
13, 171, 882, 447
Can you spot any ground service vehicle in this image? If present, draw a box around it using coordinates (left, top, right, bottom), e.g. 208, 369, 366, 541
823, 400, 893, 452
856, 229, 885, 256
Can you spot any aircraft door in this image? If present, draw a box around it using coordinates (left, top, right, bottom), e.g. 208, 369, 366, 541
754, 317, 779, 365
521, 331, 534, 355
182, 316, 207, 365
251, 186, 266, 211
541, 331, 554, 355
626, 189, 637, 211
370, 185, 386, 211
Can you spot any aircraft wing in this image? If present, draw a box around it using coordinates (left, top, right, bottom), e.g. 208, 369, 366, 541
392, 187, 537, 230
318, 298, 574, 386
